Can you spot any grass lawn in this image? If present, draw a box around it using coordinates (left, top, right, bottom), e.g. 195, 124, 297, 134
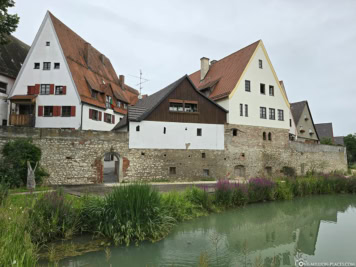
9, 186, 53, 194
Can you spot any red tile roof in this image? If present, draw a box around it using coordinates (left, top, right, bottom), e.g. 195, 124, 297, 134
189, 40, 260, 100
49, 12, 138, 114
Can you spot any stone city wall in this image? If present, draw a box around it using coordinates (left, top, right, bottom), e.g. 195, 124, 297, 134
0, 125, 348, 185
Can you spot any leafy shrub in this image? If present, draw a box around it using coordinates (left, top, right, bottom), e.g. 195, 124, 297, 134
0, 205, 38, 266
0, 180, 9, 205
81, 184, 175, 246
274, 181, 293, 200
231, 183, 248, 206
1, 139, 48, 187
215, 179, 233, 207
28, 190, 79, 244
161, 191, 198, 222
248, 178, 276, 202
281, 166, 296, 178
185, 186, 212, 211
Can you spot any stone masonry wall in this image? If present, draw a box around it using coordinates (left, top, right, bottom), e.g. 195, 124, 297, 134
0, 125, 348, 185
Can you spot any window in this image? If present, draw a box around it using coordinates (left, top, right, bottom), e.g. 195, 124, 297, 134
62, 106, 71, 117
259, 59, 263, 69
54, 63, 60, 69
202, 153, 206, 158
44, 106, 53, 117
104, 113, 112, 123
169, 167, 176, 175
290, 119, 292, 127
232, 129, 237, 136
55, 86, 64, 95
163, 127, 166, 134
43, 62, 51, 70
278, 109, 284, 121
0, 82, 7, 94
34, 63, 40, 69
268, 132, 272, 141
245, 104, 248, 117
184, 103, 198, 112
260, 83, 265, 94
91, 90, 98, 99
106, 96, 112, 109
269, 108, 275, 120
117, 101, 121, 108
265, 167, 272, 176
40, 84, 50, 95
169, 102, 183, 112
2, 120, 7, 126
269, 85, 274, 96
197, 128, 202, 136
263, 132, 267, 140
46, 41, 50, 46
136, 125, 140, 132
123, 103, 127, 109
203, 169, 210, 176
240, 104, 243, 116
260, 107, 266, 119
91, 110, 99, 120
245, 80, 251, 92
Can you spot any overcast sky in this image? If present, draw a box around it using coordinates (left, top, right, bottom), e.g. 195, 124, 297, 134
11, 0, 356, 136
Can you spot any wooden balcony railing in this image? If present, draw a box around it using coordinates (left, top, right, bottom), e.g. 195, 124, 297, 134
9, 114, 35, 127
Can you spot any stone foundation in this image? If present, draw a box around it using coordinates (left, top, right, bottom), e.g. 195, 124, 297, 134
0, 125, 347, 185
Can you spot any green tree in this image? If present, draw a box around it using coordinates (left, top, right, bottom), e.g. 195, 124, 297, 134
0, 0, 19, 45
344, 134, 356, 166
320, 137, 334, 145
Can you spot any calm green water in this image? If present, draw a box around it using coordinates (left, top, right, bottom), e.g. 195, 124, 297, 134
59, 195, 356, 266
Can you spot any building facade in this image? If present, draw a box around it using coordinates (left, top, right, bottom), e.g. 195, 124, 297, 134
8, 12, 138, 131
0, 35, 29, 126
114, 75, 227, 150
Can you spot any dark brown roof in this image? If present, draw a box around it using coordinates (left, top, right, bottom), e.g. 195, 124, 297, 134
0, 35, 30, 79
334, 136, 345, 146
113, 75, 228, 130
315, 123, 334, 140
189, 40, 260, 100
48, 12, 138, 113
9, 95, 37, 100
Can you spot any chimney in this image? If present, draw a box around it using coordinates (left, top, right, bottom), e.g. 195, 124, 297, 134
200, 57, 209, 80
119, 75, 125, 88
100, 54, 106, 65
84, 42, 91, 67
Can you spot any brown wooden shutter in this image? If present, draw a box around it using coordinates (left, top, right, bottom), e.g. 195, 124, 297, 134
50, 84, 55, 94
54, 106, 61, 117
63, 86, 67, 95
27, 86, 32, 95
58, 106, 62, 117
89, 109, 93, 119
53, 106, 57, 116
99, 111, 102, 121
38, 106, 43, 116
35, 84, 40, 94
71, 106, 76, 117
104, 113, 107, 122
112, 115, 115, 124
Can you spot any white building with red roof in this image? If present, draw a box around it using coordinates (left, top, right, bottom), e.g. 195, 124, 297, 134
8, 11, 139, 131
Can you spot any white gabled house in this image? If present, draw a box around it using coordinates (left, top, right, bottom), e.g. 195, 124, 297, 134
8, 11, 139, 130
189, 40, 296, 138
113, 75, 227, 150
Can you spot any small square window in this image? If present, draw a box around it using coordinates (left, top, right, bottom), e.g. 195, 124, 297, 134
43, 62, 51, 70
136, 125, 140, 132
259, 59, 263, 69
46, 41, 50, 46
203, 169, 210, 176
197, 128, 202, 136
245, 80, 251, 92
44, 106, 53, 117
55, 86, 64, 95
269, 85, 274, 96
232, 129, 237, 136
260, 83, 265, 94
278, 109, 284, 121
269, 108, 275, 120
40, 84, 50, 95
54, 63, 60, 69
34, 63, 40, 69
169, 167, 176, 175
260, 107, 267, 119
62, 106, 71, 117
202, 153, 206, 158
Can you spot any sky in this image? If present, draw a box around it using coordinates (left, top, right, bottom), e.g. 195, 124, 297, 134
10, 0, 356, 136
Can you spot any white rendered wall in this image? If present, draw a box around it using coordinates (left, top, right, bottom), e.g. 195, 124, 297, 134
226, 45, 290, 130
129, 121, 225, 150
9, 13, 81, 129
81, 104, 123, 131
0, 75, 15, 125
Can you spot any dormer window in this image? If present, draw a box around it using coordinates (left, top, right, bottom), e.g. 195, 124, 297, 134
117, 101, 121, 108
124, 103, 127, 109
91, 90, 98, 99
106, 96, 112, 109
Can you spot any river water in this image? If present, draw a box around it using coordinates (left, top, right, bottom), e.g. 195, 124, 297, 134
59, 195, 356, 266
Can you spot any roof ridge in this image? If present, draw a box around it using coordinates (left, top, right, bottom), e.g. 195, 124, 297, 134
214, 40, 261, 64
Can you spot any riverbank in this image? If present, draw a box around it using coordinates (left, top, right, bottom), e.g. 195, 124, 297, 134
1, 173, 356, 266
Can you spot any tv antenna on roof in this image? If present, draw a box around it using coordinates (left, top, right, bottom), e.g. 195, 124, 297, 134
128, 70, 149, 98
